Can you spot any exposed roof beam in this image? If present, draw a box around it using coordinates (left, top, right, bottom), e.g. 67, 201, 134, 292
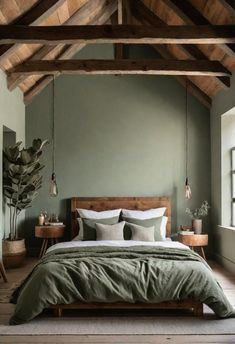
23, 0, 117, 105
114, 0, 124, 59
8, 59, 231, 76
112, 0, 132, 59
163, 0, 235, 57
7, 0, 114, 91
1, 24, 235, 44
218, 0, 235, 15
133, 0, 230, 89
151, 45, 211, 108
0, 0, 66, 63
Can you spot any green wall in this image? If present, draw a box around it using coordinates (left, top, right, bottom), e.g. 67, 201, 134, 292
0, 70, 25, 257
211, 72, 235, 274
26, 45, 211, 252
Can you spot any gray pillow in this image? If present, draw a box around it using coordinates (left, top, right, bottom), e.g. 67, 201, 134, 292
130, 223, 155, 242
95, 221, 125, 241
123, 216, 163, 241
83, 216, 119, 241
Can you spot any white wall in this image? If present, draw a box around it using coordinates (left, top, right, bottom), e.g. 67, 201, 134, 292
0, 70, 25, 257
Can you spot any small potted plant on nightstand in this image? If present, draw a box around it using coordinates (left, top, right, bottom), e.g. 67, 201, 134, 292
2, 139, 48, 268
186, 200, 210, 234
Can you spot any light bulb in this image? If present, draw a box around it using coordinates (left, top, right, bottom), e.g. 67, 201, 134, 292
50, 172, 58, 197
185, 177, 192, 199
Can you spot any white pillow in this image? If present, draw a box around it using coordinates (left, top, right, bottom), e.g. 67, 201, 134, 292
77, 208, 122, 219
122, 207, 166, 219
160, 216, 168, 239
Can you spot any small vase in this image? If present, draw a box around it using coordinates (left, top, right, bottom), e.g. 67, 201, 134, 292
38, 212, 45, 226
192, 219, 202, 234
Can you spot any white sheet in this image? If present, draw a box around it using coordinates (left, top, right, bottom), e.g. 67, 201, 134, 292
47, 239, 189, 254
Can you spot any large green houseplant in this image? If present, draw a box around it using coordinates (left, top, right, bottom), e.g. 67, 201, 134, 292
2, 139, 48, 268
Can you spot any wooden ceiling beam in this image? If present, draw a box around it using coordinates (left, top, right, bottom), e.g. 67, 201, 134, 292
8, 59, 231, 76
112, 0, 132, 59
7, 0, 115, 91
163, 0, 235, 57
217, 0, 235, 16
151, 45, 211, 108
0, 0, 66, 63
1, 24, 235, 44
114, 0, 124, 59
133, 0, 230, 89
23, 0, 117, 105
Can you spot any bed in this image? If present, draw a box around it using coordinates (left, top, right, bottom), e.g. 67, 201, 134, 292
10, 196, 234, 324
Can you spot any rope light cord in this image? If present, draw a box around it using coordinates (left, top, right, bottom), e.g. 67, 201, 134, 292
185, 77, 188, 179
52, 75, 55, 174
184, 78, 192, 199
50, 75, 58, 197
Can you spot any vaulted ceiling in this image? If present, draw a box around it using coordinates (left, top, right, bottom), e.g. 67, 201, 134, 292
0, 0, 235, 107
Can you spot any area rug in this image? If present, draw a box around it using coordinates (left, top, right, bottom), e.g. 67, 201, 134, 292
0, 309, 235, 335
0, 282, 21, 303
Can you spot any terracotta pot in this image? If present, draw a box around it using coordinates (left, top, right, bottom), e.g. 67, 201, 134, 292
192, 219, 202, 234
2, 238, 26, 269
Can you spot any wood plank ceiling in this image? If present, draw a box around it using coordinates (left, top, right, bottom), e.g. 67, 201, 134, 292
0, 0, 235, 107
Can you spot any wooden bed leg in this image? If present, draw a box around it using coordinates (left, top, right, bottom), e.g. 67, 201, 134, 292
193, 303, 203, 316
54, 307, 62, 317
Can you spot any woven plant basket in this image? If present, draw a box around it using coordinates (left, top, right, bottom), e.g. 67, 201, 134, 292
2, 239, 26, 269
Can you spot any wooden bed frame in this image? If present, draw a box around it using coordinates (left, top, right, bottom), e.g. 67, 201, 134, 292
51, 196, 203, 317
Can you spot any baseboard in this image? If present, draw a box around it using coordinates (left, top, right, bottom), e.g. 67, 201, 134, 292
212, 252, 235, 274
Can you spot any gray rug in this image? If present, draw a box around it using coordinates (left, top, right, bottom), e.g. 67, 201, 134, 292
0, 309, 235, 335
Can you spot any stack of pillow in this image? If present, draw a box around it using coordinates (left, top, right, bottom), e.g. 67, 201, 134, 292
73, 208, 168, 242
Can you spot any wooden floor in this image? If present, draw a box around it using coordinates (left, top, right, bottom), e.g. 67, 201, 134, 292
0, 258, 234, 344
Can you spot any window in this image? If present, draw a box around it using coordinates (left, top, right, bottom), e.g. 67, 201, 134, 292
231, 147, 235, 226
221, 113, 235, 227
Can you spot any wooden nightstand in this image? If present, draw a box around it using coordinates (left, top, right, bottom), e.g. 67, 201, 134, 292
178, 234, 208, 261
35, 225, 65, 258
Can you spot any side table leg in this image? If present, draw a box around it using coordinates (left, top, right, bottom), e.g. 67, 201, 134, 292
0, 261, 8, 283
42, 239, 48, 256
39, 239, 46, 258
201, 247, 206, 261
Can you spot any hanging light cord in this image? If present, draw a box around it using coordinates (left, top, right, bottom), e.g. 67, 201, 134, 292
52, 75, 55, 174
185, 78, 188, 179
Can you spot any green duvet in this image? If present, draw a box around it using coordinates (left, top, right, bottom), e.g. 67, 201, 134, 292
10, 245, 234, 324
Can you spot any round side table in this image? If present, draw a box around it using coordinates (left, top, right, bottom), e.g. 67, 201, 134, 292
35, 225, 65, 258
178, 233, 208, 260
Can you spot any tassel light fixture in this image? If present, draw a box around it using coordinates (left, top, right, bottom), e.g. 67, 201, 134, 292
50, 76, 58, 197
184, 79, 192, 199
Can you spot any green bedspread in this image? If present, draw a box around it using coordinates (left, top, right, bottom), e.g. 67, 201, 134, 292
10, 245, 234, 324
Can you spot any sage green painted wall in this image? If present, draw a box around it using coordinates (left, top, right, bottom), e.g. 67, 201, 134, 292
26, 45, 210, 252
211, 72, 235, 274
0, 70, 25, 257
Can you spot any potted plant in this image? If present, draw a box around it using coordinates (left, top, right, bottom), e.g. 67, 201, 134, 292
186, 200, 210, 234
2, 139, 48, 268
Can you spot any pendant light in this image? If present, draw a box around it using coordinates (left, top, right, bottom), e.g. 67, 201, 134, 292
184, 79, 192, 199
50, 76, 58, 197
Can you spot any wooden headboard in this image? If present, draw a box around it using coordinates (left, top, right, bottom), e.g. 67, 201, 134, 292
71, 197, 171, 239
